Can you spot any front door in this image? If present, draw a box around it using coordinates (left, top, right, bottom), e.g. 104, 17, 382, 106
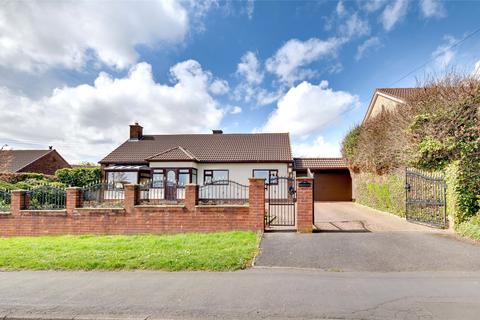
165, 169, 177, 201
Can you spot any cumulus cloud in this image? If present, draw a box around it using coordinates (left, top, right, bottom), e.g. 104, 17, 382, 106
0, 0, 188, 72
266, 37, 344, 84
209, 79, 230, 95
246, 0, 255, 19
292, 136, 341, 157
230, 106, 242, 114
420, 0, 446, 18
261, 80, 360, 138
381, 0, 409, 31
336, 1, 346, 17
355, 36, 382, 60
432, 36, 457, 68
0, 61, 225, 162
236, 51, 264, 85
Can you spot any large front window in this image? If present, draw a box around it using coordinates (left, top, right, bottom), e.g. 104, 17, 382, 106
253, 169, 278, 185
204, 170, 229, 184
107, 171, 138, 188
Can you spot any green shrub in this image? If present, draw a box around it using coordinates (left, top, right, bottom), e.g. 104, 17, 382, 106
456, 215, 480, 241
55, 167, 101, 187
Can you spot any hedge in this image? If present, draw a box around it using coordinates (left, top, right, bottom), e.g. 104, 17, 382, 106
353, 171, 405, 217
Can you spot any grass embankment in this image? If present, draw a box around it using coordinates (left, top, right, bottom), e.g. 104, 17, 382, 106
0, 231, 260, 271
456, 215, 480, 242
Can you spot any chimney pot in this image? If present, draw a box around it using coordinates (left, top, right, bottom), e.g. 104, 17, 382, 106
212, 129, 223, 134
49, 146, 53, 150
130, 122, 143, 140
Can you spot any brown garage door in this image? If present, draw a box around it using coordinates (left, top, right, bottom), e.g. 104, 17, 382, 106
314, 170, 352, 201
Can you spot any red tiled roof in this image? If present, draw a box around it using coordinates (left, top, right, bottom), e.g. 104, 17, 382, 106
376, 87, 425, 102
293, 158, 348, 170
146, 146, 197, 161
0, 150, 52, 172
100, 133, 292, 164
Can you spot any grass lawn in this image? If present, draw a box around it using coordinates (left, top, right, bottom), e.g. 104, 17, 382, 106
0, 231, 261, 271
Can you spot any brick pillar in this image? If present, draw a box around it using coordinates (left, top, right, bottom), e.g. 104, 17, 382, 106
124, 184, 139, 212
296, 177, 313, 233
185, 184, 198, 211
249, 178, 265, 230
66, 187, 82, 214
11, 190, 26, 215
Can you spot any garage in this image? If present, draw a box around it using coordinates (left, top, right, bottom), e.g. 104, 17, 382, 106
294, 158, 352, 202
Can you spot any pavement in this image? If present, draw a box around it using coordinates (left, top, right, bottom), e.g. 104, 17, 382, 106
1, 269, 480, 320
256, 202, 480, 271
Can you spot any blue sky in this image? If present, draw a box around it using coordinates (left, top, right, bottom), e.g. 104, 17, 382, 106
1, 0, 479, 163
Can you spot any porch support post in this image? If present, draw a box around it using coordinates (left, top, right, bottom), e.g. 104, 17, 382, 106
249, 178, 265, 230
185, 184, 198, 211
296, 177, 313, 233
124, 184, 139, 212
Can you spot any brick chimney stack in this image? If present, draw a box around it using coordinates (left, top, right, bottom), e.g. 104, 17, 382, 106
129, 122, 143, 140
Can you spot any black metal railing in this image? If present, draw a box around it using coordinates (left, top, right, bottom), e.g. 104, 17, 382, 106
82, 182, 124, 208
139, 180, 185, 205
26, 185, 67, 210
199, 180, 249, 205
0, 189, 11, 212
405, 168, 447, 228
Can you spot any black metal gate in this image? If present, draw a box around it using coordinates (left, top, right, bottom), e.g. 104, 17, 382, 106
265, 177, 296, 227
405, 168, 447, 228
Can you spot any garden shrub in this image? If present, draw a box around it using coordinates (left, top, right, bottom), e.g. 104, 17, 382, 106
55, 167, 101, 187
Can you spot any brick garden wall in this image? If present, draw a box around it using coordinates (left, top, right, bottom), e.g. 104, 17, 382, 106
0, 179, 266, 237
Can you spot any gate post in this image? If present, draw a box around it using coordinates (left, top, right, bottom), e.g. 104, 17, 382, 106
296, 177, 313, 233
249, 178, 265, 230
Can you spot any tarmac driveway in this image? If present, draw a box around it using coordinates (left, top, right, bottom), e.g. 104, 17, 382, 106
255, 202, 480, 272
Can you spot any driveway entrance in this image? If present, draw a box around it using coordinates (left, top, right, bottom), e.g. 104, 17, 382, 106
255, 202, 480, 272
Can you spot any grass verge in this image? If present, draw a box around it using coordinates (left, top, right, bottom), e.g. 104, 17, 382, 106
0, 231, 261, 271
456, 215, 480, 242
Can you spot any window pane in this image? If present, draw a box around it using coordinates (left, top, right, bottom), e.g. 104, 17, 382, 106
152, 173, 164, 188
269, 170, 278, 184
178, 173, 189, 186
253, 170, 269, 180
192, 169, 197, 184
213, 170, 228, 182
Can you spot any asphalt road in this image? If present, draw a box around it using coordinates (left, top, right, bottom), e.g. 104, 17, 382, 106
1, 269, 480, 320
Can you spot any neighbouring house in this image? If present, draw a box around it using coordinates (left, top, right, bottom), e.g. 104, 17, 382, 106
363, 87, 425, 123
294, 158, 352, 201
0, 147, 71, 175
99, 123, 293, 194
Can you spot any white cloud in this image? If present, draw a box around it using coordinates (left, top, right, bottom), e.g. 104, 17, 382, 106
236, 51, 264, 85
266, 38, 344, 84
336, 1, 346, 17
261, 80, 360, 138
292, 136, 341, 157
0, 1, 188, 72
432, 36, 457, 68
363, 0, 387, 12
230, 106, 242, 114
381, 0, 409, 31
209, 79, 230, 95
420, 0, 446, 18
339, 13, 370, 38
246, 0, 255, 19
0, 60, 225, 163
355, 37, 382, 60
474, 60, 480, 76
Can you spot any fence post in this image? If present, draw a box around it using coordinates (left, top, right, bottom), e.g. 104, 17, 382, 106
249, 178, 265, 230
11, 190, 26, 215
124, 184, 139, 212
296, 177, 313, 233
185, 184, 198, 211
66, 187, 82, 214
